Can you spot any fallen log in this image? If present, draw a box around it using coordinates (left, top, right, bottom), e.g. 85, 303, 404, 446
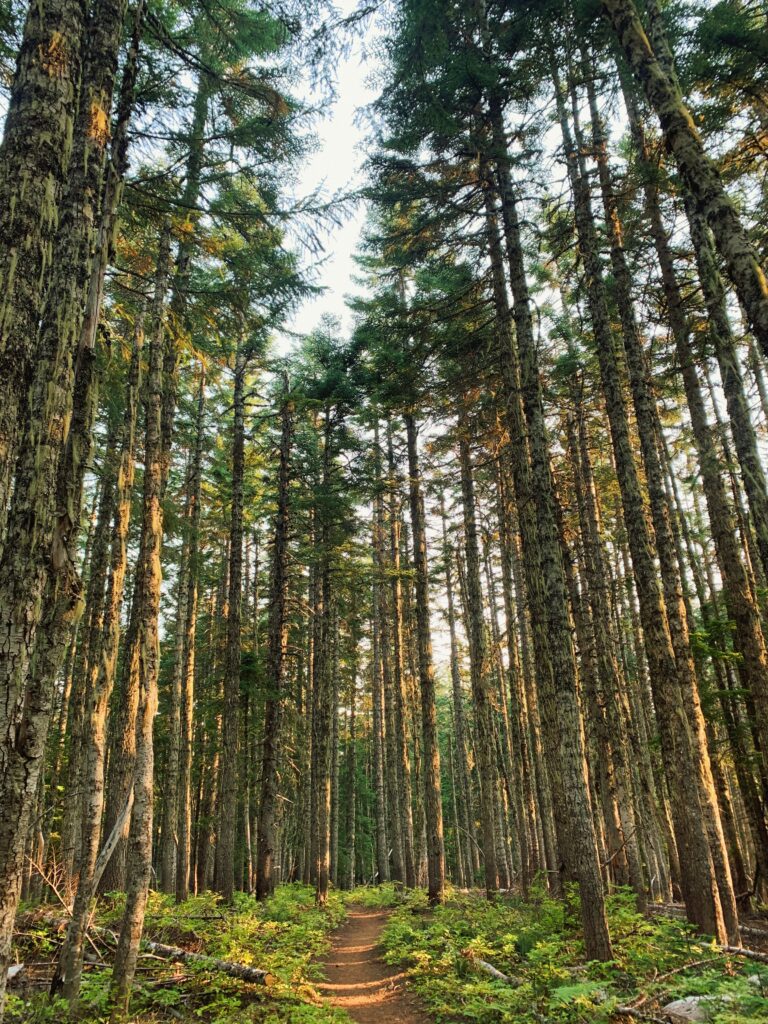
647, 904, 768, 944
15, 915, 274, 989
137, 938, 274, 985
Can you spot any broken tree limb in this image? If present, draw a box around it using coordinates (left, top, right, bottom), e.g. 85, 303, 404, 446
461, 950, 523, 987
720, 945, 768, 965
92, 790, 134, 894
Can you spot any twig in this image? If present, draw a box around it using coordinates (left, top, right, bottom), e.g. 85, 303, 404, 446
602, 827, 639, 868
613, 1007, 668, 1024
143, 913, 226, 922
626, 957, 723, 1009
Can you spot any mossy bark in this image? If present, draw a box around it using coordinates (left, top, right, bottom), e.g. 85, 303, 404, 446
0, 0, 88, 548
601, 0, 768, 358
0, 0, 129, 1001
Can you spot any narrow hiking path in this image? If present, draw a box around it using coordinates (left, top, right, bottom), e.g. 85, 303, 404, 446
318, 906, 431, 1023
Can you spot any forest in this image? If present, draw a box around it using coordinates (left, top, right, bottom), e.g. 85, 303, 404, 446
1, 0, 768, 1022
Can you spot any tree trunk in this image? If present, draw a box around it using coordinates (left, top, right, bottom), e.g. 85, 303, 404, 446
624, 74, 768, 893
386, 422, 417, 888
215, 341, 247, 901
176, 368, 206, 903
373, 420, 403, 882
344, 631, 358, 890
601, 0, 768, 357
457, 412, 499, 899
57, 456, 114, 882
0, 1, 127, 999
551, 66, 729, 942
566, 412, 645, 905
440, 494, 477, 886
109, 225, 170, 1016
583, 69, 737, 924
52, 317, 143, 1002
370, 496, 391, 882
404, 411, 445, 905
688, 208, 768, 584
160, 476, 191, 896
0, 0, 87, 546
256, 378, 294, 900
313, 407, 334, 906
493, 464, 539, 890
484, 135, 611, 956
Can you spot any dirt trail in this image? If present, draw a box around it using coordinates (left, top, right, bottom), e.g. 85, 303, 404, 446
317, 907, 431, 1023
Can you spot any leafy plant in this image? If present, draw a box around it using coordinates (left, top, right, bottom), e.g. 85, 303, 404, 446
379, 887, 767, 1024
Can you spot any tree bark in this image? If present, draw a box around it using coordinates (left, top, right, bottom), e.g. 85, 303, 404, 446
386, 422, 417, 888
484, 137, 611, 956
404, 411, 445, 905
0, 0, 128, 1000
52, 317, 143, 1002
215, 341, 247, 901
373, 420, 403, 882
256, 377, 294, 900
176, 368, 206, 903
440, 493, 477, 886
345, 632, 358, 890
0, 0, 87, 545
552, 65, 729, 942
109, 226, 170, 1016
688, 208, 768, 584
369, 448, 391, 882
582, 69, 737, 928
457, 412, 499, 899
601, 0, 768, 357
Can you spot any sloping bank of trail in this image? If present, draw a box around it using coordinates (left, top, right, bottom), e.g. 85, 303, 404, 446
318, 906, 431, 1024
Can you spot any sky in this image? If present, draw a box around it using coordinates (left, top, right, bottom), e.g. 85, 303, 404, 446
280, 0, 381, 344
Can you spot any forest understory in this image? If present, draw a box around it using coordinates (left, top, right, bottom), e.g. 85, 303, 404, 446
7, 884, 768, 1023
3, 0, 768, 1021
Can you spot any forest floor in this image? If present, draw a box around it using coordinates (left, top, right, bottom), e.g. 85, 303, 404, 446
318, 906, 431, 1024
8, 884, 768, 1023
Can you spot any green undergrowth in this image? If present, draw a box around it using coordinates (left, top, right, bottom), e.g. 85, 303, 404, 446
380, 885, 768, 1024
341, 881, 410, 909
8, 884, 349, 1024
12, 883, 768, 1023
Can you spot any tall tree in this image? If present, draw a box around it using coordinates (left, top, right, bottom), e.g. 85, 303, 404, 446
256, 374, 294, 899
